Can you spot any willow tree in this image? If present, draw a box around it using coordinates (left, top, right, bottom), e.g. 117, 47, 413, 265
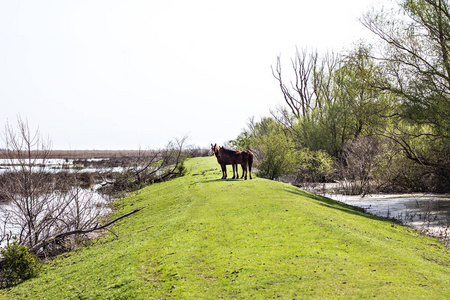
362, 0, 450, 189
271, 50, 343, 154
271, 46, 388, 157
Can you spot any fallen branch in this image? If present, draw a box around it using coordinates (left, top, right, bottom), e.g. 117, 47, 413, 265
29, 207, 145, 254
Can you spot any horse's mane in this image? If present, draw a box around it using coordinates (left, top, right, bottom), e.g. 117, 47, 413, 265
220, 147, 238, 154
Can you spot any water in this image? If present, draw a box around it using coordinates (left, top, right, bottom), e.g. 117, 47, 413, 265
0, 158, 125, 174
0, 187, 111, 248
327, 193, 450, 239
0, 156, 132, 248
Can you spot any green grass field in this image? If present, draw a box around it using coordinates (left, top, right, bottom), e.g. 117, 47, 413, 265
1, 157, 449, 299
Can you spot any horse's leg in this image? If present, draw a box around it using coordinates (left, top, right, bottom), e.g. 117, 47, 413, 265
232, 164, 236, 179
234, 164, 239, 179
241, 163, 248, 180
249, 155, 253, 179
221, 164, 227, 179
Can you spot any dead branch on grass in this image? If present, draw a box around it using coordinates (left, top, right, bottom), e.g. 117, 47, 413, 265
29, 207, 145, 254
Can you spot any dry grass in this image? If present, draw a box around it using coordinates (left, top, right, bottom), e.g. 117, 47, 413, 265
0, 150, 153, 159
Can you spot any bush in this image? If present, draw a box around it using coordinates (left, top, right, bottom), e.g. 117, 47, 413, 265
0, 239, 39, 288
176, 161, 187, 176
295, 148, 335, 183
255, 131, 297, 180
336, 136, 381, 195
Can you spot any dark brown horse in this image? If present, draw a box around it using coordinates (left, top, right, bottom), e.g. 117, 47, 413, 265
211, 143, 238, 179
211, 144, 253, 180
219, 147, 253, 180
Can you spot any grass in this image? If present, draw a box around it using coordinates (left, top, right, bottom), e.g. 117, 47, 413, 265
1, 156, 449, 299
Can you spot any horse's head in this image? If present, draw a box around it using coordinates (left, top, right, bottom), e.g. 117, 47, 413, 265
211, 143, 220, 158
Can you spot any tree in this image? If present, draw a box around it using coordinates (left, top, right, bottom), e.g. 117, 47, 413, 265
272, 50, 344, 154
361, 0, 450, 188
272, 49, 340, 120
0, 118, 102, 256
295, 148, 335, 183
272, 46, 391, 157
0, 238, 39, 287
104, 135, 189, 194
231, 118, 297, 180
255, 130, 297, 180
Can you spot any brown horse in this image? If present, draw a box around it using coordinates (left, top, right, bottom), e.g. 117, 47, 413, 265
219, 147, 254, 180
211, 144, 253, 180
211, 143, 238, 179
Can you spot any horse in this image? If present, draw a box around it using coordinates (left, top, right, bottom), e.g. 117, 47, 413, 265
211, 144, 253, 180
219, 147, 253, 180
211, 143, 239, 179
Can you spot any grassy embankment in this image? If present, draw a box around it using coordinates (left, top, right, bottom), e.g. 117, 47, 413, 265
1, 157, 449, 299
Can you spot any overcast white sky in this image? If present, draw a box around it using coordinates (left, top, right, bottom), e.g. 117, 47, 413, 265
0, 0, 392, 150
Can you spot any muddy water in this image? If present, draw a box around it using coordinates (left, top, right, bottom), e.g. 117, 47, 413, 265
0, 157, 119, 247
0, 158, 125, 174
327, 193, 450, 239
0, 188, 111, 247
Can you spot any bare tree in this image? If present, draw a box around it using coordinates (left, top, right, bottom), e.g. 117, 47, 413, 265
0, 118, 106, 256
337, 136, 381, 196
271, 49, 340, 119
100, 135, 189, 195
272, 49, 316, 118
1, 117, 55, 248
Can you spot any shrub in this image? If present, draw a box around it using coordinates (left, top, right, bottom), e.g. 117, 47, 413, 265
295, 148, 335, 183
255, 131, 297, 180
0, 239, 39, 288
176, 161, 187, 176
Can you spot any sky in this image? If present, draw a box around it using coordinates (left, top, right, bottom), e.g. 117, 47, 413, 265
0, 0, 393, 150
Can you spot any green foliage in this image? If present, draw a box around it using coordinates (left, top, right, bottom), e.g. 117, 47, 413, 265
231, 117, 334, 182
242, 22, 449, 191
0, 239, 39, 288
296, 148, 335, 182
230, 130, 253, 150
256, 132, 297, 180
239, 117, 298, 180
360, 0, 450, 189
175, 160, 187, 176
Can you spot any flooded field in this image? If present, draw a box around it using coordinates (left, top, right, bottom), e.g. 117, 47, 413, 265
0, 187, 110, 247
329, 193, 450, 240
0, 158, 124, 174
0, 148, 198, 252
0, 153, 126, 247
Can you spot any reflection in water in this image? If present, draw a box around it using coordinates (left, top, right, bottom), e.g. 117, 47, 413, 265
0, 158, 124, 174
0, 188, 110, 247
0, 157, 121, 248
327, 193, 450, 239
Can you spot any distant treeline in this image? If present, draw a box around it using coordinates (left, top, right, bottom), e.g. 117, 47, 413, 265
0, 148, 209, 159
